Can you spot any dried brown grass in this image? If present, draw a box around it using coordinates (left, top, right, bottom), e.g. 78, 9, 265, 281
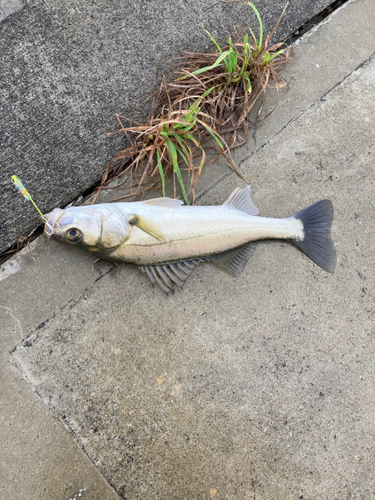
91, 2, 292, 205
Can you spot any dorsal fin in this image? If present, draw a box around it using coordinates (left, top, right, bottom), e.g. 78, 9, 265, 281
223, 186, 259, 216
142, 197, 184, 208
208, 243, 255, 277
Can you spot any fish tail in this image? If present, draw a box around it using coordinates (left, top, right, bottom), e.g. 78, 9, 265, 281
290, 200, 336, 273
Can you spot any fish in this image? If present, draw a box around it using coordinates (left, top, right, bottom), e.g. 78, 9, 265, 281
44, 186, 336, 294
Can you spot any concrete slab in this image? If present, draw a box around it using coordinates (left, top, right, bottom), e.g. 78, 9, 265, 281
10, 44, 375, 500
0, 0, 334, 254
0, 0, 28, 23
1, 1, 375, 498
0, 244, 120, 500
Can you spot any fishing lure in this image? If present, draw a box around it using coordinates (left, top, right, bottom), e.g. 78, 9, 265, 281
11, 175, 47, 222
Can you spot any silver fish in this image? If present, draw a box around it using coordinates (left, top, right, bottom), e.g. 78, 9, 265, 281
44, 186, 336, 294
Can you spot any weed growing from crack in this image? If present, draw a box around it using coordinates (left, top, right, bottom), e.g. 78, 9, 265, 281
97, 87, 229, 205
93, 2, 291, 205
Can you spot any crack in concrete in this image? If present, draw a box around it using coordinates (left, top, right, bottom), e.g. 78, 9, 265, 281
197, 49, 375, 203
0, 305, 23, 339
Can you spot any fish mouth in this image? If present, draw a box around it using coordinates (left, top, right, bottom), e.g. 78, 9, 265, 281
43, 208, 65, 240
46, 231, 63, 242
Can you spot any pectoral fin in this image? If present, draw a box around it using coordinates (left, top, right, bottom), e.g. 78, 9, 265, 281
128, 215, 167, 243
127, 197, 183, 242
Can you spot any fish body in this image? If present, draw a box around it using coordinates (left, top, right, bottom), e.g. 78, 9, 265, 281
93, 203, 304, 265
44, 186, 336, 294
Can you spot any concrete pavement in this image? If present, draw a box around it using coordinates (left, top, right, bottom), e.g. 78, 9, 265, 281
1, 0, 375, 498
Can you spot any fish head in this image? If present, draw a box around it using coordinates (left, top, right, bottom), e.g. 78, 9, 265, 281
44, 206, 132, 251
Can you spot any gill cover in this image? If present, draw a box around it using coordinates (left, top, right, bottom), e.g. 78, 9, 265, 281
100, 212, 132, 248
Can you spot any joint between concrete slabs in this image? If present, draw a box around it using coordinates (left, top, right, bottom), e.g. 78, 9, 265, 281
233, 50, 375, 180
9, 285, 121, 498
293, 0, 358, 47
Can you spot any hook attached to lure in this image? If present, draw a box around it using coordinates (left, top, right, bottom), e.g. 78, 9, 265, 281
11, 175, 47, 222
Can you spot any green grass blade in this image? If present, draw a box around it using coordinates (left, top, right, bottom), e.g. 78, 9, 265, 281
242, 34, 251, 69
227, 50, 238, 73
201, 24, 222, 53
191, 50, 231, 76
175, 145, 188, 165
264, 51, 270, 64
181, 134, 205, 171
248, 2, 263, 53
156, 149, 166, 197
201, 85, 216, 100
176, 135, 192, 156
177, 87, 215, 127
181, 133, 201, 148
173, 122, 195, 132
244, 74, 252, 93
247, 26, 258, 52
173, 88, 216, 133
165, 138, 190, 205
199, 121, 224, 150
184, 106, 198, 118
182, 109, 199, 125
269, 48, 285, 60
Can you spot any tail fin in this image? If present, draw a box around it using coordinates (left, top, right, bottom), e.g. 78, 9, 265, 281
290, 200, 336, 273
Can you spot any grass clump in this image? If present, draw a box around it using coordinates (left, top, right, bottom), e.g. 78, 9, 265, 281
172, 2, 291, 148
94, 2, 291, 205
98, 87, 230, 205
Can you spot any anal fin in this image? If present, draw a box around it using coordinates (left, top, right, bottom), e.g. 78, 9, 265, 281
139, 243, 255, 294
208, 243, 255, 277
139, 259, 203, 295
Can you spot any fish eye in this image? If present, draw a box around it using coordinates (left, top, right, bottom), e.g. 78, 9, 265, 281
65, 228, 82, 242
